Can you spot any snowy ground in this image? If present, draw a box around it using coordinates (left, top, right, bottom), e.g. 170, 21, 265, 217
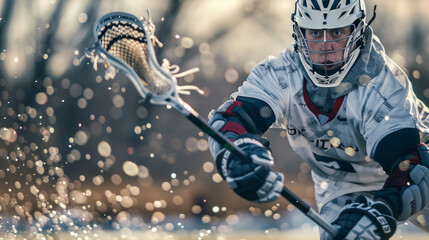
0, 211, 427, 239
0, 228, 427, 240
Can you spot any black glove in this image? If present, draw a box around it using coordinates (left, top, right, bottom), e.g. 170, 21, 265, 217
215, 134, 284, 203
324, 195, 396, 240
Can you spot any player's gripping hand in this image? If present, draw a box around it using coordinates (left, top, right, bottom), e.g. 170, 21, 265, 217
375, 143, 429, 221
395, 143, 429, 220
215, 134, 284, 203
324, 195, 396, 240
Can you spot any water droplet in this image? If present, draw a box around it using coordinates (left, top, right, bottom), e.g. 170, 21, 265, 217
74, 130, 88, 146
345, 147, 356, 157
212, 173, 223, 183
35, 92, 48, 105
225, 68, 239, 83
0, 127, 17, 142
111, 174, 122, 185
181, 37, 194, 49
161, 182, 171, 191
202, 161, 214, 173
416, 55, 423, 64
225, 214, 239, 225
423, 89, 429, 99
123, 161, 139, 176
320, 181, 329, 190
112, 95, 125, 108
264, 210, 273, 217
413, 70, 421, 79
191, 205, 202, 214
330, 137, 341, 148
212, 206, 220, 213
78, 13, 88, 23
97, 141, 111, 157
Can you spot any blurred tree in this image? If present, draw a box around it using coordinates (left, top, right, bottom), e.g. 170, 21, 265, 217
0, 0, 16, 78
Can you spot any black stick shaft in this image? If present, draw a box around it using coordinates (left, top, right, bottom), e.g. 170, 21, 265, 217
184, 111, 336, 235
186, 111, 250, 160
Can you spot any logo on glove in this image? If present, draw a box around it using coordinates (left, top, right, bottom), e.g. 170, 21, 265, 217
350, 202, 392, 234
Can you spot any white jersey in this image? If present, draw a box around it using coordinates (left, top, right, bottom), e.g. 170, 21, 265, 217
232, 39, 429, 208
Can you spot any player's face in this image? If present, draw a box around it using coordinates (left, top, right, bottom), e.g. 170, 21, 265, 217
304, 26, 352, 71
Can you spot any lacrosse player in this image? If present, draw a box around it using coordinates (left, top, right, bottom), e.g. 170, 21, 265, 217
208, 0, 429, 239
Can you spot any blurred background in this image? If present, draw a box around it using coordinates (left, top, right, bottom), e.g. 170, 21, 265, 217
0, 0, 428, 239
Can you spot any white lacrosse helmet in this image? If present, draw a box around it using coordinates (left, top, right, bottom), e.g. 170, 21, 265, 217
292, 0, 366, 87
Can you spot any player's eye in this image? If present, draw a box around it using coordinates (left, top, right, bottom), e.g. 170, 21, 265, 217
310, 30, 322, 38
332, 30, 343, 37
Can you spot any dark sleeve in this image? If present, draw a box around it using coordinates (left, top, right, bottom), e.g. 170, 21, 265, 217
236, 96, 276, 134
373, 128, 420, 175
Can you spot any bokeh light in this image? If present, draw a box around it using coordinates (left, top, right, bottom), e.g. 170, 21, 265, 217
0, 1, 427, 239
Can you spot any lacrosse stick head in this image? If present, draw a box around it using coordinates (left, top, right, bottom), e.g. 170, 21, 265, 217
88, 12, 177, 104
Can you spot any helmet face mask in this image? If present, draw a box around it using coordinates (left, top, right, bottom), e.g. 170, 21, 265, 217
292, 0, 366, 87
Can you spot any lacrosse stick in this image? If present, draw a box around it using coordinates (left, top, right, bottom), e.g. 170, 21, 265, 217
85, 11, 336, 236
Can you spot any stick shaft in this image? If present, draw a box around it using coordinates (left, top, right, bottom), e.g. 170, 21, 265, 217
185, 111, 336, 235
185, 111, 249, 160
281, 188, 336, 235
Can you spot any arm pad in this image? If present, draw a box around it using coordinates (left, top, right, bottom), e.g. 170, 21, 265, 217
373, 128, 420, 175
208, 97, 275, 163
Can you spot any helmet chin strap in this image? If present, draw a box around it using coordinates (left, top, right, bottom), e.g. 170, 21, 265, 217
313, 64, 343, 76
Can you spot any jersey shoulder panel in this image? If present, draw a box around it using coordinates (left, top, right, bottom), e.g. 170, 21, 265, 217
233, 43, 303, 128
245, 44, 302, 88
351, 59, 418, 157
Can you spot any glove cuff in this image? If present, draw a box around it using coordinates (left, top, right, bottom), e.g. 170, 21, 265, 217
214, 134, 267, 180
374, 188, 401, 219
339, 196, 396, 239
